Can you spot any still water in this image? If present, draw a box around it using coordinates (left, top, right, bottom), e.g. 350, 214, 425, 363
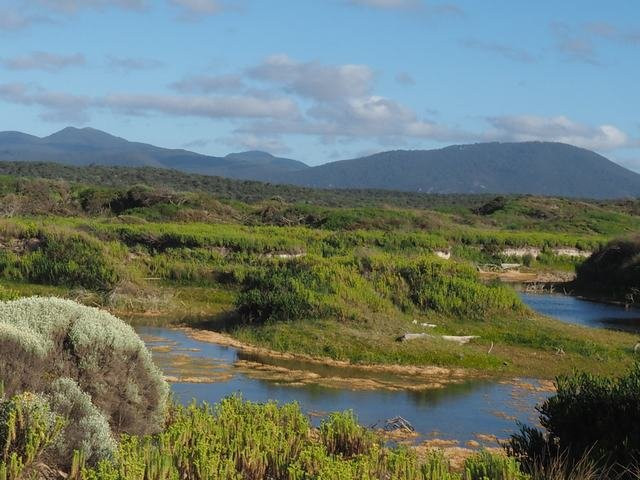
519, 292, 640, 333
136, 293, 638, 444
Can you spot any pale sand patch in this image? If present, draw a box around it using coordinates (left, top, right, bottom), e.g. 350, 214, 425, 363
164, 373, 233, 384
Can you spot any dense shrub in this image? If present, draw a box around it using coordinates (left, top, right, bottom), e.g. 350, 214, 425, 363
0, 229, 119, 291
0, 297, 168, 437
576, 236, 640, 301
236, 259, 337, 324
508, 363, 640, 477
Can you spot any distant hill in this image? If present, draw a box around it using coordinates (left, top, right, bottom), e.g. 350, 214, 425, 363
276, 143, 640, 199
1, 128, 639, 199
0, 127, 308, 179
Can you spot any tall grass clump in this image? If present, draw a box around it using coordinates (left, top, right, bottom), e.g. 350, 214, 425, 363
319, 411, 378, 457
0, 297, 168, 437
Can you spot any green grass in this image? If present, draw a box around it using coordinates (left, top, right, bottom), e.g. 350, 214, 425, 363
0, 171, 638, 379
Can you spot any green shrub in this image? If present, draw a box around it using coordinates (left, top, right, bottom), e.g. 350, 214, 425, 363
0, 392, 64, 480
509, 363, 640, 477
23, 231, 119, 291
464, 451, 527, 480
0, 297, 168, 437
236, 260, 337, 324
576, 236, 640, 301
319, 410, 378, 458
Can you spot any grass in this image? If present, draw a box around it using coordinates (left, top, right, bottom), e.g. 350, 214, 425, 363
0, 173, 638, 379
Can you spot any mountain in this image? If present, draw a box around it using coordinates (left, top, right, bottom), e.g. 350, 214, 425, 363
1, 128, 639, 199
276, 142, 640, 199
0, 127, 309, 179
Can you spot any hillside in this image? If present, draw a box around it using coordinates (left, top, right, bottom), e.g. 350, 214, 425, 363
278, 142, 640, 199
2, 128, 640, 199
0, 127, 308, 179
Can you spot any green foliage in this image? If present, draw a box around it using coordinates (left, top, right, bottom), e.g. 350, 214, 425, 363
509, 363, 640, 477
464, 451, 528, 480
575, 236, 640, 302
319, 411, 378, 457
0, 227, 119, 292
75, 396, 527, 480
0, 392, 64, 480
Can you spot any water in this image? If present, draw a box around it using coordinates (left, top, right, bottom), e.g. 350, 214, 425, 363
137, 326, 547, 445
136, 292, 636, 444
519, 292, 640, 333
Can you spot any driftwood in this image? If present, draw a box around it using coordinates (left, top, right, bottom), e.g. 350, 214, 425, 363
383, 416, 415, 432
397, 333, 479, 344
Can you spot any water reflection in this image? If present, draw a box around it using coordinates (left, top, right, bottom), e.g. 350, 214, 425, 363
137, 326, 546, 443
519, 292, 640, 333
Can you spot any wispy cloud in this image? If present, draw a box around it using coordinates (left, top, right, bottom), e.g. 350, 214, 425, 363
1, 51, 85, 72
395, 72, 416, 85
33, 0, 147, 12
99, 92, 300, 119
346, 0, 462, 15
551, 22, 600, 65
106, 55, 164, 71
170, 74, 245, 93
169, 0, 230, 19
0, 82, 91, 122
461, 39, 537, 63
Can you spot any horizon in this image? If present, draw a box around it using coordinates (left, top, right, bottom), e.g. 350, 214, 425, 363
4, 124, 629, 168
0, 1, 639, 172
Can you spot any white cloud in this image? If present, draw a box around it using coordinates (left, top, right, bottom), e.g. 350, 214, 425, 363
220, 134, 291, 154
0, 82, 91, 122
1, 52, 85, 72
249, 54, 375, 101
485, 115, 631, 151
33, 0, 146, 12
170, 74, 245, 93
100, 92, 300, 119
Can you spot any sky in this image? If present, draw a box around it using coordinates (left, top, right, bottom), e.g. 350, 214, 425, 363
0, 0, 638, 169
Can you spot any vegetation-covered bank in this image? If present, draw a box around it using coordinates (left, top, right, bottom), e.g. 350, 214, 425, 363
0, 173, 639, 378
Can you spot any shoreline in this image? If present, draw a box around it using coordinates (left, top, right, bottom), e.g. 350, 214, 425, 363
179, 327, 486, 391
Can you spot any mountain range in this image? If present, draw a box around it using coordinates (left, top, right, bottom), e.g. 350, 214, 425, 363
1, 127, 638, 199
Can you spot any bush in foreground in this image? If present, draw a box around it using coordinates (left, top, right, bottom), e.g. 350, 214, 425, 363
0, 297, 168, 439
508, 363, 640, 478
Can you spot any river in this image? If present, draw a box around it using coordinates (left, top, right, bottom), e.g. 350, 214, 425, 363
136, 293, 638, 446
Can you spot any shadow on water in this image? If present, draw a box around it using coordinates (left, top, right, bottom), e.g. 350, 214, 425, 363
137, 326, 547, 444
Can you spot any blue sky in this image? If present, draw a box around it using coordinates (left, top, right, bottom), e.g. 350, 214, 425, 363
0, 0, 638, 169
